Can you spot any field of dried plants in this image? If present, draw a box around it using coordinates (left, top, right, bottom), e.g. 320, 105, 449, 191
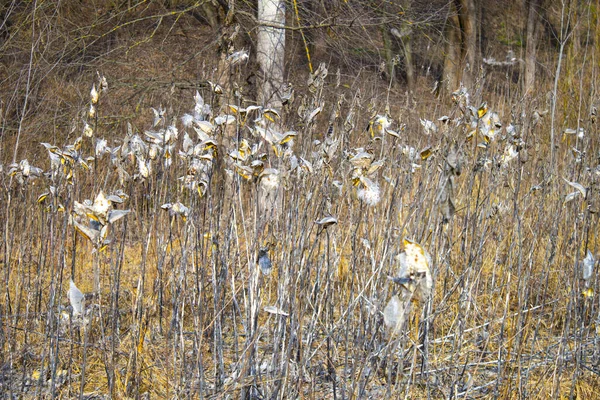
2, 63, 599, 399
2, 3, 600, 399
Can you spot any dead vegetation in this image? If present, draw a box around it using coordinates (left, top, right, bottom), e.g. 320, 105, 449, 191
1, 1, 600, 399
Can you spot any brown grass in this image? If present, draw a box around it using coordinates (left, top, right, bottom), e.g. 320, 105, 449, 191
2, 1, 600, 399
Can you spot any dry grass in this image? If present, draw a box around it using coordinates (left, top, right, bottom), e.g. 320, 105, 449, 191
2, 2, 600, 399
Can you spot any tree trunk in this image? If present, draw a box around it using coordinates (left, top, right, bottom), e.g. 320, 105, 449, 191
202, 2, 219, 30
524, 0, 540, 95
257, 0, 286, 108
443, 5, 461, 93
382, 26, 394, 82
402, 25, 416, 95
456, 0, 477, 88
390, 24, 416, 94
565, 0, 581, 89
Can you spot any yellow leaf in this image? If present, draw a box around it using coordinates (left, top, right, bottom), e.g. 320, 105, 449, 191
234, 165, 253, 180
37, 193, 49, 203
272, 145, 281, 158
280, 132, 297, 144
477, 102, 488, 118
420, 146, 433, 160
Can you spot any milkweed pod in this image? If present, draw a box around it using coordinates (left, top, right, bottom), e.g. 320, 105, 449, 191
68, 279, 84, 316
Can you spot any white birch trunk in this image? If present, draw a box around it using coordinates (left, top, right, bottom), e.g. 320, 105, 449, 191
257, 0, 285, 108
